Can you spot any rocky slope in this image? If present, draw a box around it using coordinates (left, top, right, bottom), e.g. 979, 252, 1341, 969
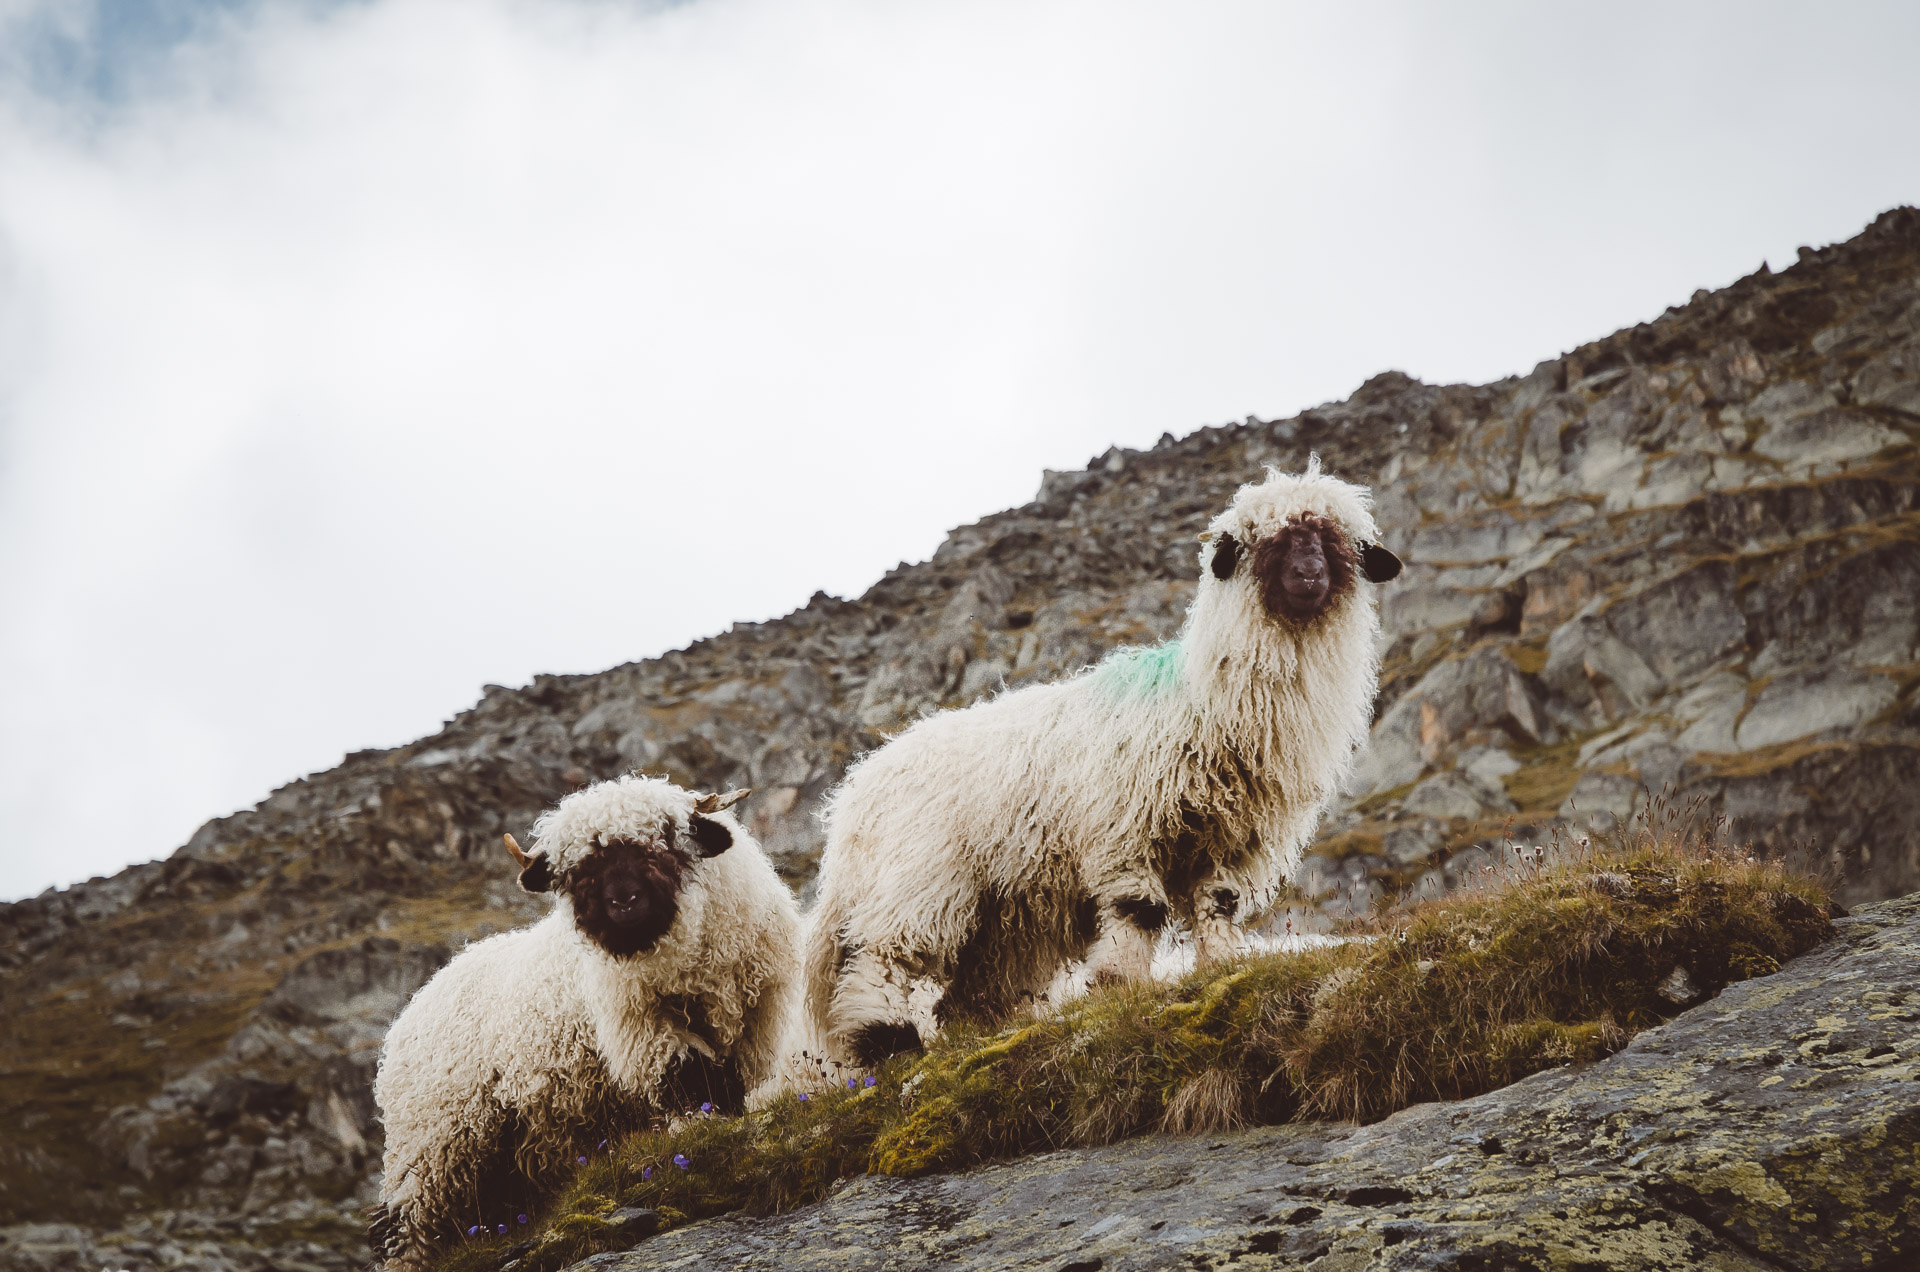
543, 892, 1920, 1272
1, 207, 1917, 1270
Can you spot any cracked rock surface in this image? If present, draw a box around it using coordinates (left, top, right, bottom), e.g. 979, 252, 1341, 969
580, 893, 1920, 1272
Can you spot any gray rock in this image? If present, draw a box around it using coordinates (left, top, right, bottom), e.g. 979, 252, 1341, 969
1698, 336, 1769, 404
1543, 615, 1662, 721
1668, 672, 1748, 755
1402, 772, 1510, 822
1356, 649, 1549, 796
1382, 581, 1490, 637
1754, 408, 1907, 468
1732, 379, 1837, 432
0, 1225, 101, 1272
1406, 515, 1548, 566
1628, 450, 1713, 509
1733, 668, 1898, 751
1852, 337, 1920, 413
1456, 746, 1520, 797
606, 1209, 662, 1238
1655, 964, 1700, 1004
1382, 825, 1444, 866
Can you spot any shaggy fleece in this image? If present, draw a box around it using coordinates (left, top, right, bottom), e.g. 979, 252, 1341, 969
373, 775, 799, 1265
799, 460, 1387, 1065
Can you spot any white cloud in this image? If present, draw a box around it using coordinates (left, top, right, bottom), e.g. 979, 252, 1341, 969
2, 0, 1916, 899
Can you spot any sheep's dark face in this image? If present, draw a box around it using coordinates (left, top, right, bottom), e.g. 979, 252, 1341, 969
1210, 512, 1401, 627
566, 836, 693, 957
518, 813, 737, 958
1253, 514, 1355, 623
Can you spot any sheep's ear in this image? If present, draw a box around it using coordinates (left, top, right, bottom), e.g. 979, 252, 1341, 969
688, 816, 734, 858
517, 852, 554, 894
1209, 532, 1241, 580
504, 833, 552, 892
1360, 542, 1403, 583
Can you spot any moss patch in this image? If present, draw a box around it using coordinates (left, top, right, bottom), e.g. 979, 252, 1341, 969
428, 834, 1832, 1272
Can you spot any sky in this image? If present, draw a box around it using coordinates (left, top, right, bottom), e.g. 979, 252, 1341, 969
2, 0, 1917, 901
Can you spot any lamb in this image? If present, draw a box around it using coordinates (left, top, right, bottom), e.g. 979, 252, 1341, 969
801, 459, 1401, 1066
368, 775, 798, 1266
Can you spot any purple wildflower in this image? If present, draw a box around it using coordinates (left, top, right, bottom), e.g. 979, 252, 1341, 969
847, 1077, 857, 1089
518, 1214, 529, 1224
598, 1139, 608, 1150
673, 1153, 690, 1170
864, 1075, 877, 1088
497, 1224, 508, 1235
798, 1093, 810, 1102
643, 1166, 653, 1181
700, 1101, 713, 1114
467, 1226, 480, 1237
576, 1155, 587, 1165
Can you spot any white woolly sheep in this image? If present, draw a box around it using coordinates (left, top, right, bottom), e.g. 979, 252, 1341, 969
800, 460, 1400, 1066
369, 775, 798, 1266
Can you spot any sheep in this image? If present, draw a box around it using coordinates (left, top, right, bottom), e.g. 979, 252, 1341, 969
800, 459, 1401, 1066
368, 775, 798, 1267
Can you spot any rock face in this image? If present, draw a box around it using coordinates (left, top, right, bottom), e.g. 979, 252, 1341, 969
580, 893, 1920, 1271
0, 208, 1917, 1269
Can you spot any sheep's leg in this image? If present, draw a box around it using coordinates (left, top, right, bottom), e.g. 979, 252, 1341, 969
1189, 858, 1279, 967
367, 1200, 419, 1270
369, 1186, 452, 1271
827, 944, 941, 1067
372, 1139, 449, 1267
1189, 882, 1246, 968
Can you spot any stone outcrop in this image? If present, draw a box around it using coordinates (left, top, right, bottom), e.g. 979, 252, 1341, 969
1, 208, 1917, 1270
578, 893, 1920, 1271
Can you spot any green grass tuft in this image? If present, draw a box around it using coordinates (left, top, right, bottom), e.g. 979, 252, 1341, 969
429, 828, 1833, 1272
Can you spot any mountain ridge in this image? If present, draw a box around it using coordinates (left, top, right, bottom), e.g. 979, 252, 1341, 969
2, 205, 1917, 1272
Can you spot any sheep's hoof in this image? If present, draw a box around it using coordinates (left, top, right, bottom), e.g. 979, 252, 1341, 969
850, 1021, 923, 1067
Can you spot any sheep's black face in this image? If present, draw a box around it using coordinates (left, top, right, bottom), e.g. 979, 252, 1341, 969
565, 837, 692, 958
1250, 513, 1358, 626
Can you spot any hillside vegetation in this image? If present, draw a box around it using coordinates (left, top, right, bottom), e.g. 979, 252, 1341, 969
435, 816, 1833, 1272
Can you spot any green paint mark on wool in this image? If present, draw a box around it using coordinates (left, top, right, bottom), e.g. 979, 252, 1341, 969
1098, 640, 1185, 699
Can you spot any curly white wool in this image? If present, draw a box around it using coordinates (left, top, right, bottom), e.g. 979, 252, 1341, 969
798, 461, 1388, 1066
372, 775, 799, 1266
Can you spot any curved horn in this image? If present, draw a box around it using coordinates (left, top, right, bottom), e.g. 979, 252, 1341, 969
503, 833, 534, 870
692, 788, 752, 815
